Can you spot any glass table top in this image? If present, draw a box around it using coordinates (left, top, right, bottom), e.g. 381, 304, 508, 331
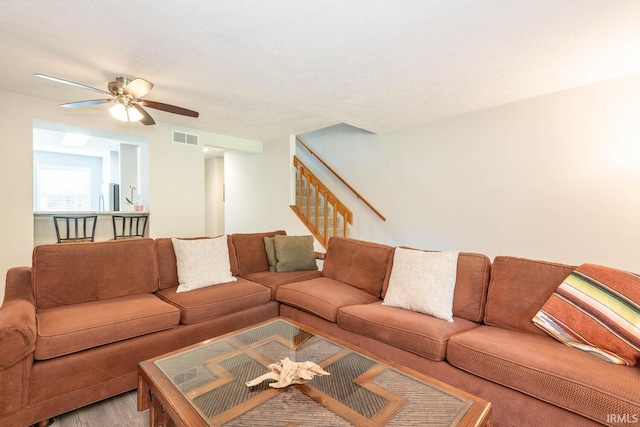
153, 319, 476, 426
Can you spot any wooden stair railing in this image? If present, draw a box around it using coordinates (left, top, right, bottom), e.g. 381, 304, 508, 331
291, 155, 352, 249
296, 135, 386, 221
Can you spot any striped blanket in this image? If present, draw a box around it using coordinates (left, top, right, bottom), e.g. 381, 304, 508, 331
532, 263, 640, 366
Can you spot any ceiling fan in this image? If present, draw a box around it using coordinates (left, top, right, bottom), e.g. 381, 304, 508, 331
34, 73, 199, 126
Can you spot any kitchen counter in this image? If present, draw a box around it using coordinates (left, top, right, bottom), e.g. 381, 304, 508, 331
34, 211, 149, 216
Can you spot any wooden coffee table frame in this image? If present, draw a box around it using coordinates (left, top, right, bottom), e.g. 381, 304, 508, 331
138, 317, 492, 427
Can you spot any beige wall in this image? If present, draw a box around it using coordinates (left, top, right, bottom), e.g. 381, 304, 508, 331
228, 73, 640, 273
305, 74, 640, 271
0, 92, 260, 304
225, 136, 322, 241
205, 156, 225, 236
0, 93, 36, 305
225, 136, 293, 233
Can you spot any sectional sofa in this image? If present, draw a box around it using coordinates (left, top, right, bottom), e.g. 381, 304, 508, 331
0, 231, 637, 426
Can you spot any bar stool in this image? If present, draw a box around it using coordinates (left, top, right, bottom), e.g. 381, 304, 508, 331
112, 214, 148, 239
53, 215, 97, 243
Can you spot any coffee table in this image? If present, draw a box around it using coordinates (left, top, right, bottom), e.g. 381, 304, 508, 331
138, 318, 492, 426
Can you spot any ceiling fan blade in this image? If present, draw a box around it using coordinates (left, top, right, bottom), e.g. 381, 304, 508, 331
141, 100, 199, 118
133, 104, 156, 126
61, 99, 113, 108
124, 78, 154, 99
35, 73, 111, 96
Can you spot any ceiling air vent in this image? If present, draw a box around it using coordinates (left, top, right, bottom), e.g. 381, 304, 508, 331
172, 130, 199, 147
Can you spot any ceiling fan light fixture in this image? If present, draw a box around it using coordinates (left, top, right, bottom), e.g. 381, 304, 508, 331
35, 73, 199, 126
109, 103, 143, 122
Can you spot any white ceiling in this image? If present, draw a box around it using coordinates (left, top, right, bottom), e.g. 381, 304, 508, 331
2, 1, 640, 141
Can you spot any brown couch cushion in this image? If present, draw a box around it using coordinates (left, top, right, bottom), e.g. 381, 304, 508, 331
232, 231, 287, 276
451, 252, 491, 322
155, 236, 238, 290
35, 294, 180, 360
322, 237, 393, 298
447, 325, 640, 425
276, 277, 380, 322
484, 256, 575, 335
243, 270, 323, 299
156, 277, 271, 324
32, 239, 159, 309
338, 301, 479, 361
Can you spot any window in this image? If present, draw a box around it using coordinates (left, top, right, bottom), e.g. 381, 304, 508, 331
36, 165, 91, 211
33, 120, 149, 212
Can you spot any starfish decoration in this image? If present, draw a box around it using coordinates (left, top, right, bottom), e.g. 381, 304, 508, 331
245, 358, 330, 388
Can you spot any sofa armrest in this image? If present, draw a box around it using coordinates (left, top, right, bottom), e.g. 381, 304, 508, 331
0, 267, 36, 371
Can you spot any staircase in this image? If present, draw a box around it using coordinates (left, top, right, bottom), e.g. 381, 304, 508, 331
290, 155, 352, 249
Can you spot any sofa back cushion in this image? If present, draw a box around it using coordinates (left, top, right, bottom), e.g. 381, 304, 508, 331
484, 256, 575, 335
33, 238, 159, 310
381, 248, 491, 323
322, 237, 394, 298
452, 252, 491, 322
231, 230, 287, 276
155, 236, 238, 290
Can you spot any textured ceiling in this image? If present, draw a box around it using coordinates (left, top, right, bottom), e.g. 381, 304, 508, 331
2, 1, 640, 141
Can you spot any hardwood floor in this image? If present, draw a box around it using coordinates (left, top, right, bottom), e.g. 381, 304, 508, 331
50, 391, 148, 427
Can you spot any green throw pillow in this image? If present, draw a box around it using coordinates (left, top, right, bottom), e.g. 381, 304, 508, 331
263, 236, 277, 272
274, 235, 318, 272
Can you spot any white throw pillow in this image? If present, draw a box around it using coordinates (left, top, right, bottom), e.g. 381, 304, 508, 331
172, 236, 236, 293
382, 248, 459, 322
